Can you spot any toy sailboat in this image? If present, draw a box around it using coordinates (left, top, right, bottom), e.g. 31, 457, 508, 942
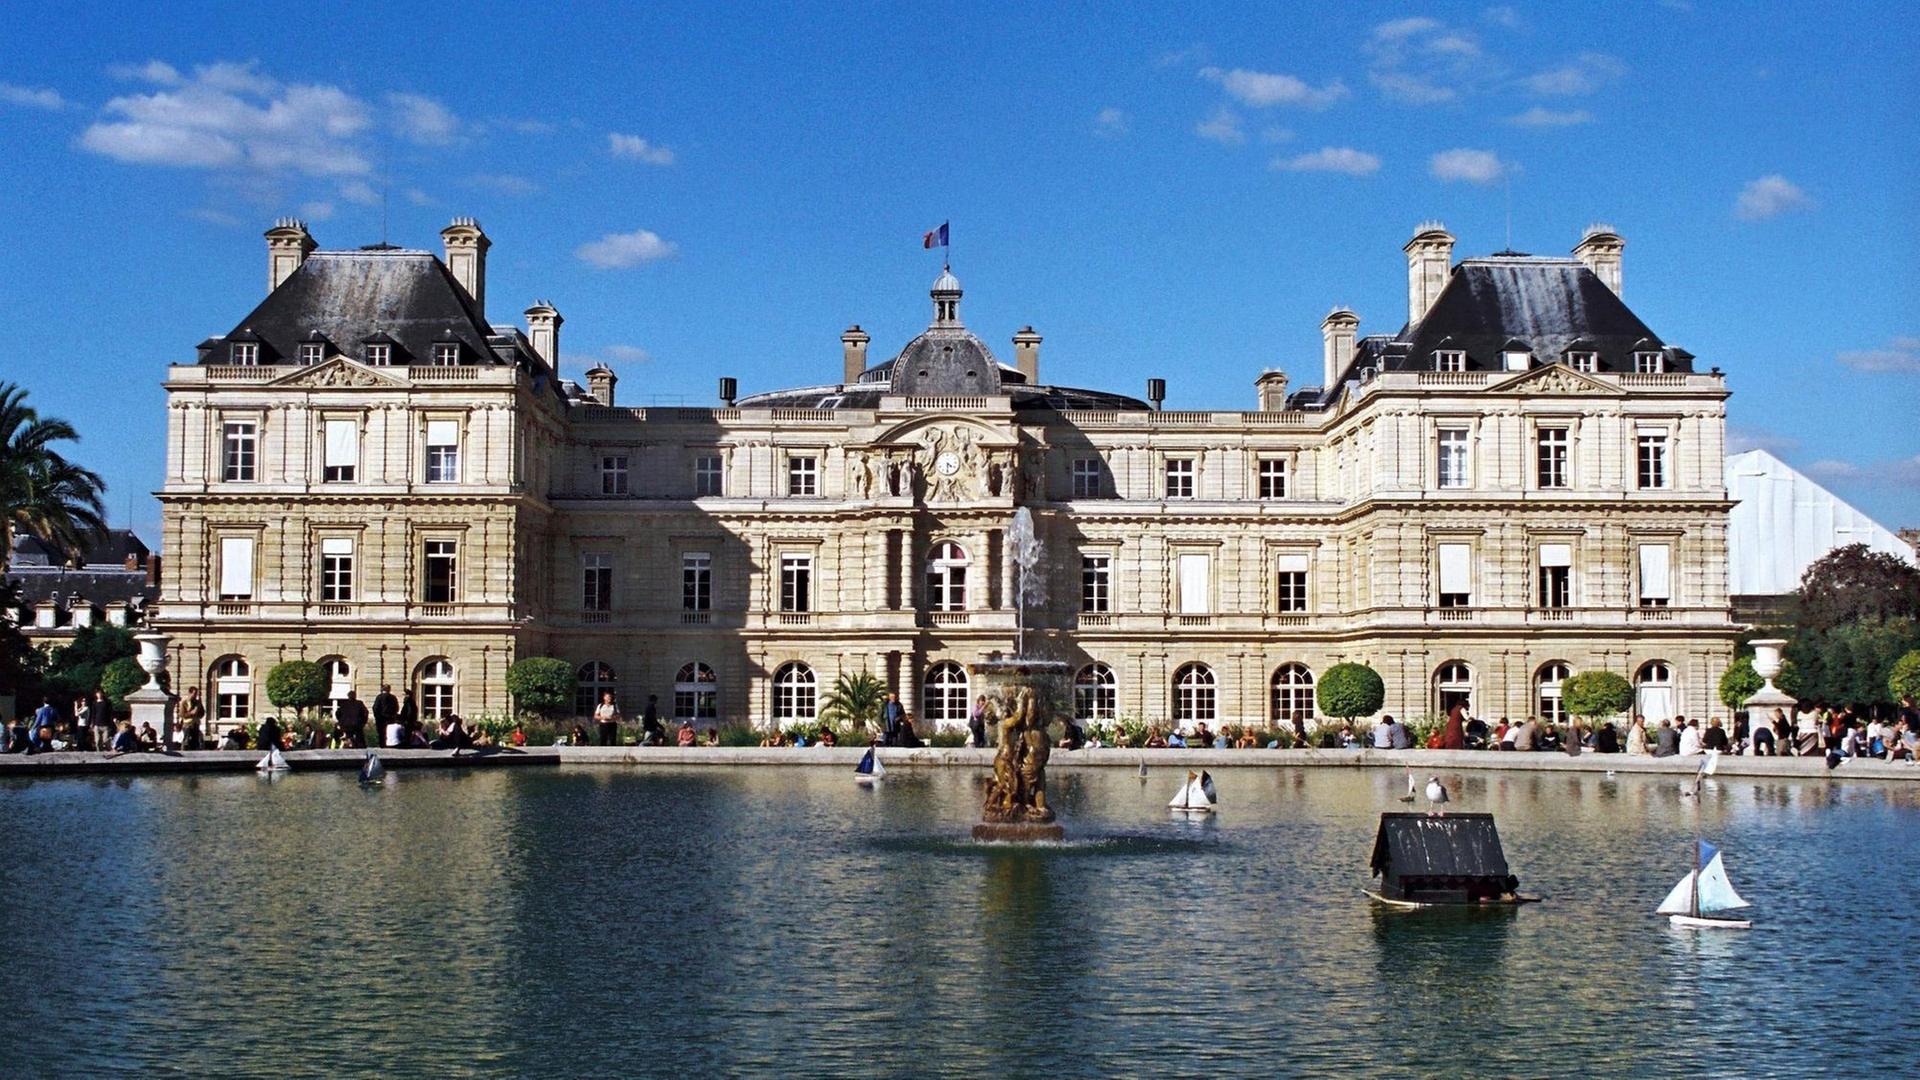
854, 747, 885, 785
1168, 770, 1217, 813
256, 746, 290, 773
359, 751, 385, 785
1657, 839, 1752, 929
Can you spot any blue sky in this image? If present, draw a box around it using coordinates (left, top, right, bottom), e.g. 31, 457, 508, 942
2, 0, 1916, 542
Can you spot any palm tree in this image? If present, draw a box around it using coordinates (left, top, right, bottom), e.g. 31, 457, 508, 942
819, 672, 888, 736
0, 382, 108, 575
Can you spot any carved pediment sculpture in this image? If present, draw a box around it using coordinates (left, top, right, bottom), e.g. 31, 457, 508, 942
1490, 364, 1620, 397
271, 357, 406, 390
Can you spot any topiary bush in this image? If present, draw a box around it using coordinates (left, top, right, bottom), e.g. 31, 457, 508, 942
1316, 662, 1385, 722
1890, 649, 1920, 703
505, 657, 576, 720
1562, 670, 1633, 720
265, 659, 328, 722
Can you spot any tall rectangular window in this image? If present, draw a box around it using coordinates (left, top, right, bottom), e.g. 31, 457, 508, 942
323, 419, 358, 483
230, 342, 258, 366
1071, 457, 1102, 498
1536, 428, 1569, 488
1257, 458, 1288, 499
683, 552, 712, 611
1176, 552, 1210, 614
787, 455, 817, 497
432, 343, 460, 366
218, 536, 255, 600
780, 554, 812, 612
1638, 544, 1672, 608
1081, 554, 1111, 613
222, 421, 257, 482
423, 540, 458, 603
694, 454, 724, 496
1637, 433, 1668, 489
1538, 543, 1573, 608
1437, 429, 1469, 489
1437, 542, 1472, 607
1275, 553, 1310, 613
365, 344, 391, 366
601, 455, 629, 495
425, 420, 460, 483
582, 553, 612, 611
320, 537, 355, 602
1165, 458, 1195, 499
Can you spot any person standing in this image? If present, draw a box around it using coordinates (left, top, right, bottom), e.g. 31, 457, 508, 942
641, 695, 665, 745
335, 690, 370, 749
595, 692, 623, 746
179, 687, 206, 752
969, 695, 988, 749
1440, 702, 1468, 750
29, 698, 58, 753
372, 683, 400, 742
881, 692, 905, 748
75, 694, 98, 752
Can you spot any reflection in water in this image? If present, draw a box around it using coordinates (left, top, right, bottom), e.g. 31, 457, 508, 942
0, 766, 1916, 1077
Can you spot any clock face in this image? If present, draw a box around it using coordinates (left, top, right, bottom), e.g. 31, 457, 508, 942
935, 452, 961, 476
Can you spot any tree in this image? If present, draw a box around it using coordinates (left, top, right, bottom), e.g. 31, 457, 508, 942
1717, 655, 1803, 711
1316, 663, 1385, 723
99, 656, 148, 712
0, 382, 108, 575
1794, 543, 1920, 632
819, 672, 887, 734
506, 656, 575, 719
44, 623, 137, 699
265, 660, 329, 723
1786, 619, 1920, 708
1562, 671, 1634, 721
1890, 650, 1920, 703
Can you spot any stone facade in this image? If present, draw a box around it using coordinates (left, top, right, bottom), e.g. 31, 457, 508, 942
156, 219, 1739, 734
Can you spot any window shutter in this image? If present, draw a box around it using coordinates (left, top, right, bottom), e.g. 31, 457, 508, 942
1639, 544, 1672, 600
324, 419, 358, 468
219, 537, 254, 597
425, 419, 459, 446
1177, 553, 1211, 614
1539, 543, 1573, 568
1438, 543, 1472, 594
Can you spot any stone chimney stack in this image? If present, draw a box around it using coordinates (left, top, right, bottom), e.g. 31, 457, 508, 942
441, 217, 491, 314
1573, 224, 1625, 297
841, 325, 870, 385
1402, 221, 1455, 326
1012, 326, 1042, 383
585, 363, 617, 407
524, 302, 562, 366
1255, 369, 1291, 411
265, 219, 315, 292
1320, 308, 1360, 390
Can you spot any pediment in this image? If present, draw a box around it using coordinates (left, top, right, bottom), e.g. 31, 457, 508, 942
1488, 364, 1620, 396
270, 357, 407, 390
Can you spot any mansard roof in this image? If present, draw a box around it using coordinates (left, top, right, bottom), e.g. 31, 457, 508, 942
1397, 256, 1675, 374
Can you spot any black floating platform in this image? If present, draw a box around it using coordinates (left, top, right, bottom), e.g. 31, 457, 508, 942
972, 821, 1066, 842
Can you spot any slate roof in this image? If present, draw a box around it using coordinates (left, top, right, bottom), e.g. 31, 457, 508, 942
1396, 256, 1671, 374
10, 529, 150, 569
1370, 812, 1511, 880
8, 567, 155, 609
732, 382, 1149, 411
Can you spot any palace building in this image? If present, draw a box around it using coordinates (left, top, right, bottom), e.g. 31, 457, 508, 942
156, 218, 1738, 733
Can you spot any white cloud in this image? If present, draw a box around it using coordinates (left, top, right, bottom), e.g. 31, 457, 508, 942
79, 61, 372, 176
1366, 18, 1484, 105
1372, 71, 1457, 105
1156, 45, 1210, 69
1836, 336, 1920, 374
1272, 147, 1380, 176
1199, 67, 1348, 109
1508, 106, 1592, 128
1727, 428, 1800, 455
299, 200, 335, 221
603, 344, 652, 363
1194, 106, 1245, 145
1430, 148, 1512, 184
0, 83, 66, 110
1093, 107, 1129, 138
1482, 6, 1522, 29
608, 132, 675, 164
1734, 175, 1813, 220
110, 60, 183, 85
186, 206, 244, 227
1373, 17, 1442, 41
1261, 126, 1294, 144
389, 92, 460, 145
338, 179, 381, 205
405, 188, 435, 206
576, 228, 679, 269
466, 173, 538, 196
1803, 455, 1920, 487
1523, 52, 1627, 95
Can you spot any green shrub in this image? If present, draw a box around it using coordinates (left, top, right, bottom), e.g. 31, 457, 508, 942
265, 660, 328, 722
1888, 650, 1920, 703
715, 725, 762, 747
928, 728, 969, 748
99, 656, 148, 712
1718, 654, 1804, 710
1317, 663, 1385, 721
505, 657, 575, 719
1562, 670, 1633, 719
819, 672, 887, 732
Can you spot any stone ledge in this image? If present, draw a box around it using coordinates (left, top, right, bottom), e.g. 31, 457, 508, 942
0, 747, 559, 777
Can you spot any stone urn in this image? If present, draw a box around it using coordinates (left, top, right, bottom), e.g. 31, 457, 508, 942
135, 631, 172, 689
1743, 638, 1796, 712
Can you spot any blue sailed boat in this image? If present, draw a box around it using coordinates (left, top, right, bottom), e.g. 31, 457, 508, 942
855, 747, 885, 785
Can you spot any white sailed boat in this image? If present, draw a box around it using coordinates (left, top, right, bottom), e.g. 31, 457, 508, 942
854, 747, 885, 785
256, 747, 290, 773
1657, 839, 1752, 929
1168, 770, 1217, 813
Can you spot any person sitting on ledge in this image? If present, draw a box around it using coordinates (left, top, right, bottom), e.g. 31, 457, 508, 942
256, 716, 283, 754
1191, 721, 1215, 748
758, 730, 781, 747
110, 721, 140, 754
1144, 727, 1169, 748
703, 727, 721, 747
1592, 721, 1621, 754
816, 727, 837, 748
1676, 716, 1701, 756
676, 721, 696, 747
1166, 730, 1186, 748
1234, 727, 1258, 749
897, 713, 922, 749
1703, 717, 1731, 753
1058, 720, 1086, 750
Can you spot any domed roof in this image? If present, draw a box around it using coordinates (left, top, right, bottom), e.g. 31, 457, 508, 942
931, 267, 962, 294
888, 329, 1001, 396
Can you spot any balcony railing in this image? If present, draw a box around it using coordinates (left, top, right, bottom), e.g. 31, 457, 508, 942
1635, 607, 1675, 621
419, 603, 456, 617
1079, 613, 1114, 627
316, 603, 355, 617
1175, 614, 1213, 626
581, 611, 611, 624
929, 612, 969, 626
214, 602, 254, 616
778, 612, 812, 625
681, 610, 712, 625
410, 366, 480, 381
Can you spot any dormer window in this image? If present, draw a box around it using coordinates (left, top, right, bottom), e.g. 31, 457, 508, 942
299, 343, 324, 365
231, 342, 258, 366
1567, 351, 1598, 373
365, 344, 391, 366
1434, 350, 1466, 373
1634, 351, 1666, 374
432, 343, 460, 367
1502, 347, 1532, 372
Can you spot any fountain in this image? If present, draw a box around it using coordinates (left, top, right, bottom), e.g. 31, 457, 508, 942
971, 507, 1070, 841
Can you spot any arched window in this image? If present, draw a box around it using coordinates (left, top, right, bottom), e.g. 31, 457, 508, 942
675, 662, 718, 720
1536, 662, 1572, 725
575, 661, 617, 717
213, 657, 251, 727
773, 662, 816, 722
1637, 661, 1675, 725
922, 661, 969, 726
1074, 663, 1117, 722
418, 658, 455, 721
1435, 661, 1474, 716
1173, 663, 1216, 725
1270, 663, 1315, 728
926, 541, 969, 612
322, 657, 353, 712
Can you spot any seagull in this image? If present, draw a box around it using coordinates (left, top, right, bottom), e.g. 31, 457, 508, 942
1424, 777, 1450, 816
1138, 759, 1149, 779
1397, 769, 1417, 803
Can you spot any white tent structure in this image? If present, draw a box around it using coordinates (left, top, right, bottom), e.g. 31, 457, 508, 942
1725, 449, 1918, 597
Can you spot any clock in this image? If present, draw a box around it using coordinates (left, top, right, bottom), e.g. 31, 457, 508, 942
935, 452, 961, 477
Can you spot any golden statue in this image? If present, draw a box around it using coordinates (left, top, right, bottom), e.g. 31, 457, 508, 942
981, 686, 1055, 823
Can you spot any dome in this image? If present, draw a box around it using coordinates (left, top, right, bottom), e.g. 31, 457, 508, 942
889, 329, 1001, 396
932, 267, 962, 294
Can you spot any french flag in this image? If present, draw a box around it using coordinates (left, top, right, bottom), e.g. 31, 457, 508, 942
922, 222, 949, 249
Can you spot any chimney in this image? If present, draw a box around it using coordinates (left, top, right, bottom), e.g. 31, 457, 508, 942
841, 325, 870, 385
147, 552, 162, 588
1146, 378, 1166, 411
1320, 308, 1360, 389
265, 219, 315, 292
1012, 326, 1042, 383
1255, 369, 1290, 411
1573, 224, 1624, 296
585, 364, 617, 407
1403, 221, 1455, 325
524, 302, 562, 365
441, 217, 491, 314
